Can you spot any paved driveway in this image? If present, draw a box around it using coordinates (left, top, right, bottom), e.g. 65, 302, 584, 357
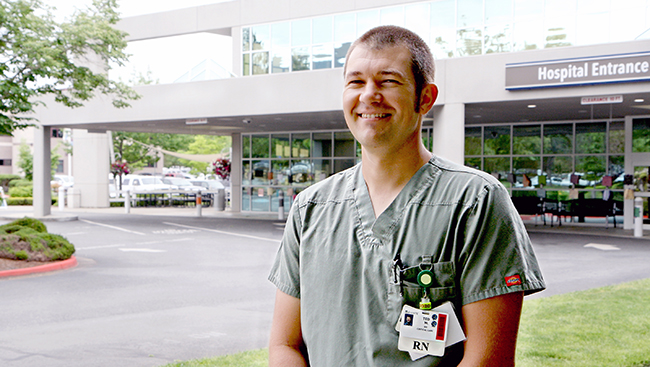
1, 211, 649, 367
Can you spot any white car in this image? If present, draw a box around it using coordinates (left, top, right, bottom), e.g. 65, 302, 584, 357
51, 174, 74, 189
190, 179, 225, 191
120, 175, 170, 192
161, 177, 204, 191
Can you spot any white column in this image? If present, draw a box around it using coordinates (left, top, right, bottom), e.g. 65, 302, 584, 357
624, 116, 634, 230
230, 132, 242, 212
33, 125, 52, 217
72, 129, 110, 208
432, 103, 465, 165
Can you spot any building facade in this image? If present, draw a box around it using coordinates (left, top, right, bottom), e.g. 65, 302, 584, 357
30, 0, 650, 230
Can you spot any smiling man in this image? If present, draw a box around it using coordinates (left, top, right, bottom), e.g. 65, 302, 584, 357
268, 25, 545, 367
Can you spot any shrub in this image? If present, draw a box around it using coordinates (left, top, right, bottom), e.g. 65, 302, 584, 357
8, 186, 32, 198
9, 179, 32, 188
1, 217, 47, 233
0, 174, 21, 189
0, 218, 75, 261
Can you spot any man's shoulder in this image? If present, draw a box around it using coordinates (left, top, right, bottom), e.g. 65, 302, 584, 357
429, 155, 502, 188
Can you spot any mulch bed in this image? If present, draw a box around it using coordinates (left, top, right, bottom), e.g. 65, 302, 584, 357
0, 257, 54, 271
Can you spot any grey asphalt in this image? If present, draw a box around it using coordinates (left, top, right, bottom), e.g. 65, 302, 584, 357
0, 206, 649, 367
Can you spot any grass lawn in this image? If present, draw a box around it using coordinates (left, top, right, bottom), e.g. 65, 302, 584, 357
160, 278, 650, 367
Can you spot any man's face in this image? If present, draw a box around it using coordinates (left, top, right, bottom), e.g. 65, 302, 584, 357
342, 44, 424, 152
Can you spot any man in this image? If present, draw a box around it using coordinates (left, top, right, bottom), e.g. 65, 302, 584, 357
268, 25, 545, 366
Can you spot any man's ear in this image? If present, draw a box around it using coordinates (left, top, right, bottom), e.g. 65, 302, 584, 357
419, 84, 438, 115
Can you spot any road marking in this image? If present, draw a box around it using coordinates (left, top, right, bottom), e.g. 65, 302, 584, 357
584, 243, 620, 251
76, 244, 125, 250
119, 248, 167, 253
189, 331, 226, 339
152, 229, 199, 235
80, 219, 146, 236
164, 222, 281, 243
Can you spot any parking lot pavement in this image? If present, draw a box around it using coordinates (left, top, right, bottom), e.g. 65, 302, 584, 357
0, 206, 649, 367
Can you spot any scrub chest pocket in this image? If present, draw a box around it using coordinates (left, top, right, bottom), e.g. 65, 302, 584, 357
388, 259, 456, 325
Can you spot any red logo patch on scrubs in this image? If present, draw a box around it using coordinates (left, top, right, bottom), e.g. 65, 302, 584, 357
505, 274, 522, 287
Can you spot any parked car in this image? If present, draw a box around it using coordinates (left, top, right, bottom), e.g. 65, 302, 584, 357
121, 175, 170, 192
161, 177, 204, 191
51, 174, 74, 189
190, 179, 225, 191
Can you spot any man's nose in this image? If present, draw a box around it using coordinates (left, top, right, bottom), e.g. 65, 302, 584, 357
360, 83, 382, 104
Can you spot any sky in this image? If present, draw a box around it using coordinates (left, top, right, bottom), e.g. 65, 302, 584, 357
50, 0, 233, 84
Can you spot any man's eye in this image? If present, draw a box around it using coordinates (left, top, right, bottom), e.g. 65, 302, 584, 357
347, 80, 364, 86
382, 79, 399, 84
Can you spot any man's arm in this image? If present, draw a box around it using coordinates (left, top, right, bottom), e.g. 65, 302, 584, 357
458, 291, 524, 367
269, 289, 308, 367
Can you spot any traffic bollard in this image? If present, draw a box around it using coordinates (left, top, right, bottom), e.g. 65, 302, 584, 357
634, 197, 643, 238
196, 190, 202, 217
125, 190, 131, 214
278, 190, 285, 220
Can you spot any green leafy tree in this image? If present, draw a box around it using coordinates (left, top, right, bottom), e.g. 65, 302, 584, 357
112, 132, 195, 172
169, 135, 231, 175
17, 140, 60, 180
0, 0, 138, 136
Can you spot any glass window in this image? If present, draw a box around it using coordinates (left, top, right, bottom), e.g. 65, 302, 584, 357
290, 160, 313, 185
242, 136, 251, 158
251, 135, 269, 158
251, 186, 270, 211
484, 157, 511, 187
575, 155, 606, 188
486, 0, 512, 24
577, 0, 610, 14
272, 22, 290, 48
513, 19, 543, 50
543, 156, 573, 184
465, 127, 482, 155
334, 131, 356, 157
513, 156, 540, 187
242, 27, 250, 51
313, 159, 332, 182
513, 125, 540, 155
272, 134, 290, 158
430, 28, 456, 59
609, 156, 625, 185
270, 188, 291, 212
610, 8, 647, 42
380, 6, 404, 27
334, 42, 351, 68
241, 187, 251, 211
465, 157, 481, 170
292, 19, 311, 46
313, 16, 333, 44
576, 12, 609, 45
514, 0, 544, 20
575, 122, 605, 154
251, 25, 270, 50
357, 10, 379, 37
609, 121, 625, 154
484, 23, 512, 53
271, 48, 290, 73
292, 47, 310, 71
292, 133, 311, 158
334, 13, 356, 43
242, 53, 250, 76
405, 3, 430, 42
457, 0, 483, 28
457, 28, 483, 56
633, 118, 650, 152
543, 124, 573, 154
431, 0, 456, 29
252, 160, 270, 184
252, 52, 269, 75
334, 159, 356, 173
484, 126, 511, 155
313, 44, 333, 69
313, 132, 332, 158
272, 160, 290, 185
544, 20, 575, 48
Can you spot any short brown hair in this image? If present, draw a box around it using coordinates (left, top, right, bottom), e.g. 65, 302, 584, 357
344, 25, 435, 110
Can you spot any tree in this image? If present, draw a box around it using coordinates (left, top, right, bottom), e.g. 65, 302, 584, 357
0, 0, 138, 136
169, 135, 231, 175
17, 140, 60, 180
112, 131, 195, 172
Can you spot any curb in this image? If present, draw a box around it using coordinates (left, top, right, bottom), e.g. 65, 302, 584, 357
0, 256, 78, 278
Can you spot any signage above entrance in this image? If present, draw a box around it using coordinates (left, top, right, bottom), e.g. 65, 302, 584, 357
581, 95, 623, 105
506, 52, 650, 90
